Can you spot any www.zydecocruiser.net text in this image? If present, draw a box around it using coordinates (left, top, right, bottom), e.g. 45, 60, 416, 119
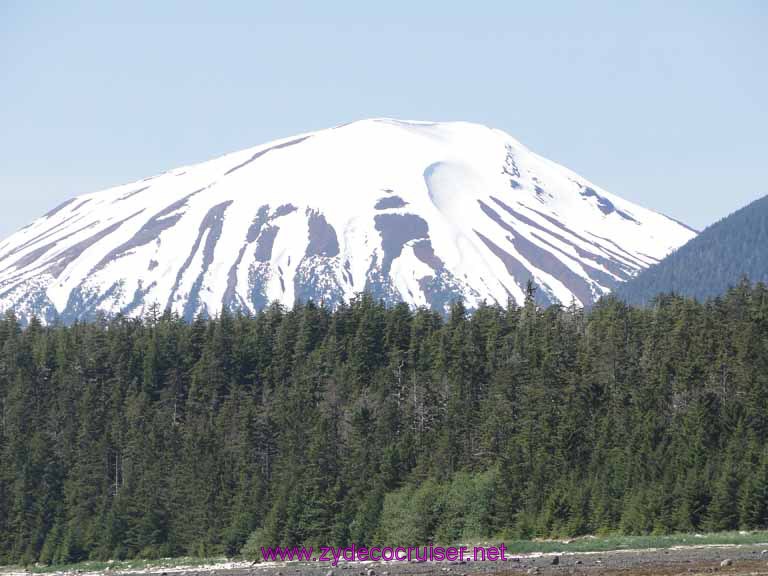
261, 544, 510, 566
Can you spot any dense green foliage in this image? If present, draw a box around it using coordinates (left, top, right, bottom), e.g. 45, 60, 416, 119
2, 283, 768, 565
617, 194, 768, 305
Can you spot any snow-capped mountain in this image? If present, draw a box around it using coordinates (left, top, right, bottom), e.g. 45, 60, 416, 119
0, 119, 696, 323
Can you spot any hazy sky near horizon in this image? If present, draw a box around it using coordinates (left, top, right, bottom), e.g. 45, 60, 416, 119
1, 1, 766, 240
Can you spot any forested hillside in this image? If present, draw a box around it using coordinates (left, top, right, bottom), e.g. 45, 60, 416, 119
617, 194, 768, 304
2, 284, 768, 564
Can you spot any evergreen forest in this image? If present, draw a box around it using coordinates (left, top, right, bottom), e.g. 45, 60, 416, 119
617, 194, 768, 304
2, 282, 768, 564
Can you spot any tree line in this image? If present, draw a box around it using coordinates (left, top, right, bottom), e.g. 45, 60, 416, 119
1, 282, 768, 564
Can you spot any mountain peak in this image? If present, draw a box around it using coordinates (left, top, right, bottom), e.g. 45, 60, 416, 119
0, 120, 696, 323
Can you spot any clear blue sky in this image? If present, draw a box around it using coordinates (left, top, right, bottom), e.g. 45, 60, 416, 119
1, 1, 766, 239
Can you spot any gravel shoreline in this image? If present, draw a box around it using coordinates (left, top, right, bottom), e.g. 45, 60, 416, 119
10, 543, 768, 576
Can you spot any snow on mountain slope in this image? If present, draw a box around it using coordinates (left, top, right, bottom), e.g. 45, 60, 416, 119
0, 119, 697, 323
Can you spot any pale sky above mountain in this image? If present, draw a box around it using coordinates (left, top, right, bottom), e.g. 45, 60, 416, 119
1, 1, 766, 240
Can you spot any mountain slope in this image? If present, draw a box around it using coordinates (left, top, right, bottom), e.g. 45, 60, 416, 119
0, 119, 696, 322
616, 194, 768, 305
